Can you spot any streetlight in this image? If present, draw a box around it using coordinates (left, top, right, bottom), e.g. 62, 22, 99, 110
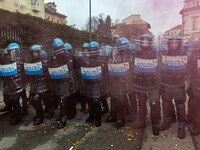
89, 0, 91, 42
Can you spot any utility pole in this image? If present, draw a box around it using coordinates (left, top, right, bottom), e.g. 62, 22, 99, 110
89, 0, 91, 42
17, 0, 20, 12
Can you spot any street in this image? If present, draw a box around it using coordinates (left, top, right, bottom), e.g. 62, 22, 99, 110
0, 102, 144, 150
0, 98, 199, 150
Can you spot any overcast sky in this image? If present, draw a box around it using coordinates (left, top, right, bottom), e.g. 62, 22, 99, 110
45, 0, 184, 36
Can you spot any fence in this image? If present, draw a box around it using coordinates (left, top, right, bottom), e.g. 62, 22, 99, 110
0, 27, 26, 43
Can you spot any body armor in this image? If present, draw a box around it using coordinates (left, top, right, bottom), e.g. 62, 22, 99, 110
79, 56, 108, 99
160, 52, 188, 92
1, 49, 23, 95
49, 52, 77, 97
24, 51, 49, 93
132, 50, 159, 92
190, 50, 200, 96
108, 48, 132, 97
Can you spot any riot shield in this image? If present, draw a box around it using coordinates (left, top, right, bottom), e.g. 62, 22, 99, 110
107, 47, 132, 97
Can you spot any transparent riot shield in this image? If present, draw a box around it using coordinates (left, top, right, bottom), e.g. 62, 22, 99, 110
107, 47, 132, 97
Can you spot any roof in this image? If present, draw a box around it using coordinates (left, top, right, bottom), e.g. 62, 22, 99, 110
165, 24, 182, 33
121, 14, 149, 25
45, 8, 67, 18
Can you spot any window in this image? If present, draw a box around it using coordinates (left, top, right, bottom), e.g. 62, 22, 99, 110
192, 17, 198, 30
31, 0, 38, 5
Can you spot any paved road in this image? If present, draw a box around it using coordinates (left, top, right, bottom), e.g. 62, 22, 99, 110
0, 97, 199, 150
0, 103, 144, 150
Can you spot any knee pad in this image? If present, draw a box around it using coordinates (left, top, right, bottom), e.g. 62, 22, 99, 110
29, 94, 41, 105
9, 93, 20, 101
93, 98, 100, 106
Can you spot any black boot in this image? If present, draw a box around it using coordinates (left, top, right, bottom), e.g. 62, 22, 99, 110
152, 124, 159, 136
33, 117, 43, 127
21, 105, 28, 115
10, 112, 21, 126
115, 120, 125, 128
85, 115, 95, 122
10, 117, 21, 126
57, 117, 67, 129
67, 113, 76, 120
128, 92, 137, 122
80, 96, 86, 112
101, 95, 109, 115
115, 99, 126, 128
32, 106, 44, 126
177, 122, 185, 139
95, 120, 101, 127
133, 95, 147, 129
10, 102, 22, 126
44, 112, 54, 119
105, 115, 117, 122
133, 119, 146, 129
159, 118, 171, 131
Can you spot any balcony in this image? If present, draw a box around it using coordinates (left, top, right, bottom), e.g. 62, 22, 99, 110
31, 3, 42, 12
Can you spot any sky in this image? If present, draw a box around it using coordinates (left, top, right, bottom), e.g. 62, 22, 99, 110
44, 0, 184, 36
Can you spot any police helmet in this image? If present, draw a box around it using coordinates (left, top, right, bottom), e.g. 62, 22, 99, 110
86, 41, 100, 57
52, 38, 65, 54
82, 43, 90, 49
7, 43, 20, 51
104, 45, 112, 56
6, 43, 20, 61
167, 34, 183, 51
30, 44, 42, 51
30, 44, 43, 59
116, 37, 130, 50
139, 34, 153, 50
64, 43, 72, 50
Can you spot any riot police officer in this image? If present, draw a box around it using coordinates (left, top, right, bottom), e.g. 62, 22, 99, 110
24, 44, 51, 126
64, 43, 77, 119
1, 43, 24, 125
106, 38, 132, 128
79, 41, 108, 127
132, 34, 161, 135
49, 38, 77, 129
73, 43, 90, 112
160, 34, 188, 139
188, 42, 200, 135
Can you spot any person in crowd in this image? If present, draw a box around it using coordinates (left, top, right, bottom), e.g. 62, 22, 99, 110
49, 38, 78, 129
132, 34, 161, 135
78, 41, 108, 127
106, 38, 132, 128
159, 34, 188, 139
0, 43, 24, 125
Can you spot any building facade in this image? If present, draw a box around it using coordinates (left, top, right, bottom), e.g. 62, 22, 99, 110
45, 2, 67, 25
164, 25, 182, 36
0, 0, 45, 18
180, 0, 200, 41
112, 14, 151, 41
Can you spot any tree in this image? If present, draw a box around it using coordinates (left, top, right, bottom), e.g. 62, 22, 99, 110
84, 16, 99, 32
